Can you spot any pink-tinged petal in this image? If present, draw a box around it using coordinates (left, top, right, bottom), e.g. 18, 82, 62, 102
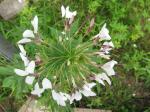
31, 16, 38, 33
42, 78, 52, 89
25, 76, 35, 85
18, 38, 32, 44
25, 61, 35, 74
14, 69, 28, 76
94, 23, 111, 40
19, 53, 29, 67
23, 30, 35, 38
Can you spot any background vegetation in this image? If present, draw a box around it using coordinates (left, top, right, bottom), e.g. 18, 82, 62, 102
0, 0, 150, 112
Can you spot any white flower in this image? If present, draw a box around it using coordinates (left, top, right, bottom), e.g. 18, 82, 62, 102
80, 82, 96, 97
31, 16, 38, 34
18, 38, 32, 44
61, 5, 77, 19
95, 73, 111, 85
52, 90, 66, 106
101, 60, 117, 76
25, 76, 35, 85
31, 83, 44, 97
22, 16, 38, 40
94, 23, 111, 41
14, 61, 35, 76
42, 78, 52, 89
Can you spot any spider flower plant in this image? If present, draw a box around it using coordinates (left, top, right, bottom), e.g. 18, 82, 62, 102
14, 5, 117, 107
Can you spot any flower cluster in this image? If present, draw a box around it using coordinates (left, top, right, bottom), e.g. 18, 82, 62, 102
14, 5, 117, 106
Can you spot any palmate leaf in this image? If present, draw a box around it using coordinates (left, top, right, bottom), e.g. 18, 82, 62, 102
0, 66, 14, 76
3, 76, 30, 99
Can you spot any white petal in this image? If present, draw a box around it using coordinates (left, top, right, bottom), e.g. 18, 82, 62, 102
83, 82, 96, 91
19, 53, 29, 67
18, 45, 26, 56
59, 92, 68, 101
31, 16, 38, 33
72, 11, 77, 16
99, 23, 111, 40
25, 61, 35, 74
101, 60, 117, 76
96, 73, 111, 85
81, 83, 96, 97
42, 78, 52, 89
62, 93, 73, 104
52, 90, 58, 101
25, 76, 35, 85
31, 83, 44, 97
74, 91, 82, 101
52, 90, 66, 106
80, 89, 96, 97
18, 38, 32, 44
61, 5, 66, 17
14, 69, 28, 76
86, 82, 96, 89
65, 6, 76, 19
94, 23, 111, 41
100, 73, 111, 85
23, 30, 35, 38
96, 78, 105, 86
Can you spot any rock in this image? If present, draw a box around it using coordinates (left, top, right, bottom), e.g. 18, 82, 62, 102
18, 98, 47, 112
19, 98, 112, 112
0, 34, 17, 60
0, 0, 25, 20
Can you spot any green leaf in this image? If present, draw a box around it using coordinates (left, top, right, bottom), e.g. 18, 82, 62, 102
50, 27, 61, 39
3, 76, 16, 89
70, 19, 79, 36
0, 66, 14, 76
